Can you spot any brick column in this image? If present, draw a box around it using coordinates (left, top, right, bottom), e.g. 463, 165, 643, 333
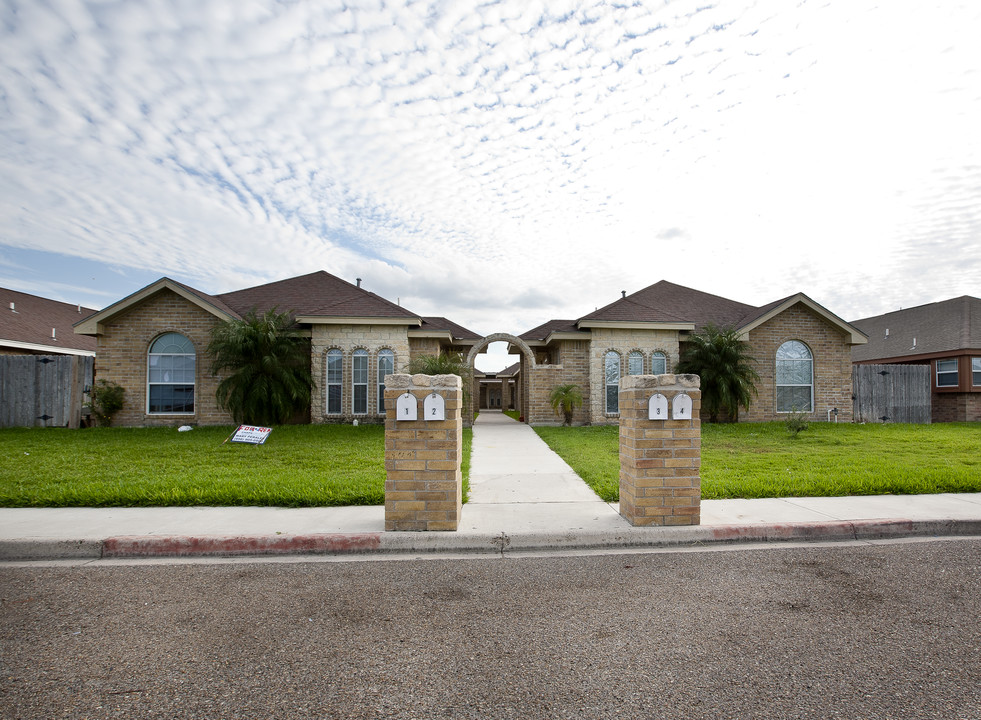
619, 374, 701, 526
384, 373, 463, 531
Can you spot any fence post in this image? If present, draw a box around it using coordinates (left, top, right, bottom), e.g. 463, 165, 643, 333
619, 374, 701, 526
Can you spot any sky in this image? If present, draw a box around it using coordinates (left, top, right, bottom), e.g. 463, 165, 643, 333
1, 0, 979, 369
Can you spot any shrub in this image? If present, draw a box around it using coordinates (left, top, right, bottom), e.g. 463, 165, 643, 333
88, 379, 125, 427
785, 410, 809, 437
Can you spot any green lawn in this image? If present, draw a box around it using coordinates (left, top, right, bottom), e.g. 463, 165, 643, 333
0, 425, 473, 508
535, 422, 981, 502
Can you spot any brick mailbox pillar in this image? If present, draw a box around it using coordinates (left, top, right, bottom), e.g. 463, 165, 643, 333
384, 373, 463, 531
619, 374, 701, 527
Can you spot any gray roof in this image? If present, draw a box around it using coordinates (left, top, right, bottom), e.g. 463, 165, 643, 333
1, 288, 97, 354
851, 296, 981, 362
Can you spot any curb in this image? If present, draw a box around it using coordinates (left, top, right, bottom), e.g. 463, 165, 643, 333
2, 519, 980, 561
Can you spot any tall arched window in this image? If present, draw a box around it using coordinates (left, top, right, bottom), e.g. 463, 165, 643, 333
377, 349, 395, 413
605, 351, 621, 414
651, 352, 667, 375
352, 349, 369, 415
148, 333, 195, 414
628, 351, 643, 376
776, 341, 813, 412
326, 349, 342, 415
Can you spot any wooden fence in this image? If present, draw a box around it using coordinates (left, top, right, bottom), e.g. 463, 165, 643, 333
852, 364, 931, 424
0, 355, 94, 428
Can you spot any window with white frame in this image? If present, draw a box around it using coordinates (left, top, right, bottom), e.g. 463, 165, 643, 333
973, 358, 981, 386
147, 333, 195, 414
326, 349, 342, 414
776, 340, 813, 412
936, 358, 958, 387
651, 351, 667, 375
378, 349, 394, 413
628, 351, 643, 376
605, 351, 620, 414
352, 349, 369, 414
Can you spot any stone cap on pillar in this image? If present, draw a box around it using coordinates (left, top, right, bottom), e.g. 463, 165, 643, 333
385, 373, 462, 390
621, 374, 700, 390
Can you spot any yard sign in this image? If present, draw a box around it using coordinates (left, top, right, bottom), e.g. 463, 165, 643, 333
228, 425, 273, 445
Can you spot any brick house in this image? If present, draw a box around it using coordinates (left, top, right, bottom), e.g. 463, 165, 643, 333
512, 281, 866, 425
2, 287, 96, 357
851, 296, 981, 422
74, 272, 479, 427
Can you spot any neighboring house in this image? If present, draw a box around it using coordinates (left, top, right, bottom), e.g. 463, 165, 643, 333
74, 271, 480, 427
477, 361, 519, 410
851, 296, 981, 422
514, 281, 866, 425
1, 288, 97, 357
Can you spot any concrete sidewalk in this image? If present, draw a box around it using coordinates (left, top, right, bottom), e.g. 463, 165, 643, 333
2, 411, 980, 561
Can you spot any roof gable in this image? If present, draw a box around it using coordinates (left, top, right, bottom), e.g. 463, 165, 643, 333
578, 280, 755, 330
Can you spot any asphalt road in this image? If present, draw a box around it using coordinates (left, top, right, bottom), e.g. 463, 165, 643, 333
2, 540, 979, 720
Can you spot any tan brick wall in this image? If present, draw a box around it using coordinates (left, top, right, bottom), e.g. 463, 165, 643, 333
311, 325, 411, 424
526, 340, 591, 425
94, 289, 231, 427
618, 375, 701, 526
383, 374, 463, 531
587, 329, 680, 424
741, 304, 854, 422
934, 392, 981, 422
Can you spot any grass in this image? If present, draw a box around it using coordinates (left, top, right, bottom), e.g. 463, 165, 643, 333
0, 424, 474, 508
503, 409, 521, 421
535, 422, 981, 502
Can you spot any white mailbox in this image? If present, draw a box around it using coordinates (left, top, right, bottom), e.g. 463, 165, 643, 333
672, 392, 693, 420
424, 392, 446, 421
396, 392, 418, 421
648, 393, 668, 420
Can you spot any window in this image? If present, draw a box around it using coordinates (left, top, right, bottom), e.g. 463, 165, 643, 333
937, 359, 958, 387
651, 352, 667, 375
326, 349, 342, 414
973, 358, 981, 386
776, 340, 812, 412
605, 351, 620, 414
378, 349, 394, 413
628, 351, 643, 376
147, 333, 195, 414
352, 349, 368, 414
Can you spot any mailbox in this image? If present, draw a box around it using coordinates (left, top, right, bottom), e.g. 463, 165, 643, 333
672, 392, 692, 420
424, 392, 446, 421
396, 392, 418, 421
648, 393, 668, 420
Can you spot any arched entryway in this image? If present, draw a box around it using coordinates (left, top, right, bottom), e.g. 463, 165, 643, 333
467, 333, 537, 423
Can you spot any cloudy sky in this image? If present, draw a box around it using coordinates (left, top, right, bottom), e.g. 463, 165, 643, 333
2, 0, 979, 352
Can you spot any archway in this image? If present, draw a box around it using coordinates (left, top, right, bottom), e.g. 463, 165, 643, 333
467, 333, 537, 422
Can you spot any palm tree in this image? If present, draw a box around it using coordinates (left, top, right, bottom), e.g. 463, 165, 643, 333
674, 323, 759, 422
208, 308, 314, 425
405, 352, 473, 405
549, 383, 583, 426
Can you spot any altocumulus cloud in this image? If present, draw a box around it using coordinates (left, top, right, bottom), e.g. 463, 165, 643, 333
0, 0, 979, 334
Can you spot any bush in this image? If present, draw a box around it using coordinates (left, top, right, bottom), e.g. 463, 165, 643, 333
89, 379, 125, 427
785, 410, 809, 437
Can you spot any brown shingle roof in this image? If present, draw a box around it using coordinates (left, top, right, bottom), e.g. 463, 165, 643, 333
580, 280, 756, 330
851, 295, 981, 362
218, 271, 419, 320
418, 317, 481, 340
1, 288, 97, 354
519, 319, 580, 342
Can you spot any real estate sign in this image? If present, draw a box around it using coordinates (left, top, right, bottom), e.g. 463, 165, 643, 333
229, 425, 273, 445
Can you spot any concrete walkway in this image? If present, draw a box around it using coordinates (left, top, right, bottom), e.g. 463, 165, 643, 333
1, 412, 980, 561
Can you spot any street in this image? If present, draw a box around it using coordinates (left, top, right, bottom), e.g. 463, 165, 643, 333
2, 539, 979, 719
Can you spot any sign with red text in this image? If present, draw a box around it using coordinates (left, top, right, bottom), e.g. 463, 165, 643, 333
230, 425, 273, 445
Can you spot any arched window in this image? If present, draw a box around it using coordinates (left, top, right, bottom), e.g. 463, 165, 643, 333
326, 349, 342, 415
776, 341, 813, 412
147, 333, 195, 414
377, 349, 395, 413
628, 351, 644, 376
651, 352, 667, 375
352, 349, 369, 415
605, 351, 621, 414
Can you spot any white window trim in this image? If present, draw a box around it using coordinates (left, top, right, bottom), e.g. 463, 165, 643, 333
627, 351, 644, 376
651, 351, 667, 375
377, 349, 395, 414
936, 358, 959, 388
775, 341, 813, 413
326, 349, 342, 415
147, 333, 195, 415
605, 351, 620, 415
352, 349, 369, 415
972, 357, 981, 387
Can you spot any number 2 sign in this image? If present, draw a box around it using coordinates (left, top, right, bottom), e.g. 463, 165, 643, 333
424, 392, 446, 420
